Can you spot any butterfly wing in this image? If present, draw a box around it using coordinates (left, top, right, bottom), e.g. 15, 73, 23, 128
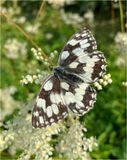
32, 75, 68, 128
58, 27, 106, 83
60, 81, 96, 115
32, 28, 106, 128
32, 74, 96, 128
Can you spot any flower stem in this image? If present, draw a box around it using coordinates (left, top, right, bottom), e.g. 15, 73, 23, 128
119, 0, 125, 32
0, 12, 54, 66
35, 0, 46, 21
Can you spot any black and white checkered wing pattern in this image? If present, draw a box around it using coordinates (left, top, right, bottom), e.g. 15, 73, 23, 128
58, 28, 106, 82
32, 75, 68, 128
32, 28, 107, 128
60, 81, 96, 115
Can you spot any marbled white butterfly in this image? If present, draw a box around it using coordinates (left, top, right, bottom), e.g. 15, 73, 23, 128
32, 28, 106, 128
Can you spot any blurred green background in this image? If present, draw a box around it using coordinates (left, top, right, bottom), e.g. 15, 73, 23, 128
1, 0, 126, 159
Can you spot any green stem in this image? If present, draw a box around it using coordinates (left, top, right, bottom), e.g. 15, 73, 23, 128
119, 0, 125, 32
0, 12, 54, 66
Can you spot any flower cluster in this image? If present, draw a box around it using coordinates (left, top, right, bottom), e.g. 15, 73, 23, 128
20, 48, 59, 85
84, 10, 94, 26
46, 0, 75, 8
0, 86, 20, 121
115, 56, 126, 66
1, 6, 21, 19
20, 71, 48, 85
122, 81, 127, 87
31, 48, 50, 66
0, 103, 98, 160
0, 100, 64, 158
4, 38, 27, 59
60, 9, 94, 27
60, 9, 84, 26
115, 32, 127, 54
57, 114, 98, 160
1, 2, 41, 33
94, 74, 112, 90
25, 22, 40, 34
1, 5, 26, 24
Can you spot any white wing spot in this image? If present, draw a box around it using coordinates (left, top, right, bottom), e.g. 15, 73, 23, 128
75, 33, 80, 37
77, 101, 84, 107
89, 100, 93, 106
75, 88, 85, 95
61, 51, 70, 60
76, 104, 80, 109
52, 104, 59, 114
72, 47, 84, 56
81, 43, 90, 49
37, 98, 46, 112
62, 112, 66, 116
36, 121, 39, 126
57, 116, 61, 120
33, 111, 39, 117
61, 82, 69, 90
69, 62, 79, 68
50, 93, 61, 104
47, 106, 53, 118
50, 118, 54, 123
72, 109, 78, 113
64, 92, 75, 104
39, 116, 44, 124
82, 33, 87, 37
80, 39, 88, 45
75, 93, 83, 101
68, 39, 80, 46
78, 55, 91, 63
43, 80, 53, 91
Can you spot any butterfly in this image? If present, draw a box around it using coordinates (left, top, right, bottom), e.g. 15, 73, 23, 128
32, 27, 106, 128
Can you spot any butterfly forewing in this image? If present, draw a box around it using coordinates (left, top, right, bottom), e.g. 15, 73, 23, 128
58, 27, 106, 82
58, 28, 97, 66
32, 75, 68, 128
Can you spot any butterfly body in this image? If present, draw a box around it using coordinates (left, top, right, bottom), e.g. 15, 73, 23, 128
32, 28, 106, 128
54, 67, 84, 84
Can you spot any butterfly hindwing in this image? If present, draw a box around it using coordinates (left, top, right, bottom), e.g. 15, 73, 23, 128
32, 75, 68, 128
65, 51, 106, 82
61, 81, 96, 115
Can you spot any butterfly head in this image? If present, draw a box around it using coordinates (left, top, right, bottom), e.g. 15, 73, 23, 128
54, 66, 65, 76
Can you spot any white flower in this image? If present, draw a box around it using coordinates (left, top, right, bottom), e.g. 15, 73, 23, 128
115, 32, 127, 54
122, 81, 127, 87
60, 9, 84, 26
1, 6, 21, 17
115, 56, 126, 66
57, 114, 98, 160
45, 33, 53, 40
46, 0, 74, 8
84, 10, 94, 25
25, 22, 40, 34
13, 16, 26, 24
0, 86, 20, 121
4, 38, 27, 59
20, 70, 49, 85
0, 104, 97, 160
94, 73, 112, 90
